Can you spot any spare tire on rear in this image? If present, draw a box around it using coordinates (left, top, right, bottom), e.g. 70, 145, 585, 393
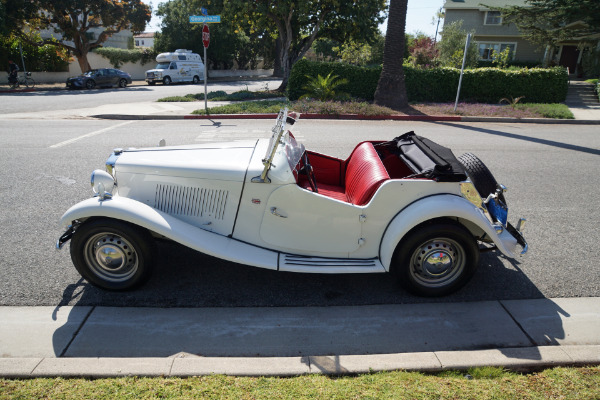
458, 153, 503, 202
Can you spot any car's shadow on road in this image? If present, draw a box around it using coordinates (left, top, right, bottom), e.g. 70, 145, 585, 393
52, 241, 569, 360
56, 240, 546, 308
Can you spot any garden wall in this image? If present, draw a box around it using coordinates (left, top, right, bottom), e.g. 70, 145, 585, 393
32, 52, 274, 83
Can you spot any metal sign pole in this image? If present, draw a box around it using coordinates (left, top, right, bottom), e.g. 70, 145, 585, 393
204, 43, 208, 113
203, 23, 209, 114
454, 33, 472, 112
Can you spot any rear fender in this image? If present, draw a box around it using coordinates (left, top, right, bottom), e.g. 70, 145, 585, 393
59, 197, 279, 270
379, 195, 518, 271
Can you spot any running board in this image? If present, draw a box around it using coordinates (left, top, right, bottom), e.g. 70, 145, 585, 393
279, 254, 386, 273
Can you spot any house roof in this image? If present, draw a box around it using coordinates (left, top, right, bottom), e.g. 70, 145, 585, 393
134, 32, 155, 38
444, 0, 527, 11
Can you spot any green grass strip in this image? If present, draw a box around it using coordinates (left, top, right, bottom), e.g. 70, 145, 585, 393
191, 100, 289, 115
1, 367, 599, 399
158, 90, 282, 103
516, 103, 574, 119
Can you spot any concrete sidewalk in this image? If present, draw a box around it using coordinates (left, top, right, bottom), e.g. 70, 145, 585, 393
1, 297, 598, 377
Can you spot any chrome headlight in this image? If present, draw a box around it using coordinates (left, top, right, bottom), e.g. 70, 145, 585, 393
91, 169, 115, 200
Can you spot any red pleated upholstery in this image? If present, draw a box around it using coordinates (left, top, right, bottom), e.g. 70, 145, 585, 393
300, 142, 390, 205
345, 142, 390, 206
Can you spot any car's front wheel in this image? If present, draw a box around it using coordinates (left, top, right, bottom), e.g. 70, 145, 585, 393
163, 76, 172, 85
118, 78, 128, 88
70, 219, 154, 291
85, 80, 96, 89
392, 221, 479, 297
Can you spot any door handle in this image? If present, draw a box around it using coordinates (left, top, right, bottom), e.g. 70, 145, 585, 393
270, 207, 287, 218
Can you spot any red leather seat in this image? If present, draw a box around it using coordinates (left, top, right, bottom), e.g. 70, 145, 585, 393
344, 142, 390, 205
301, 142, 390, 205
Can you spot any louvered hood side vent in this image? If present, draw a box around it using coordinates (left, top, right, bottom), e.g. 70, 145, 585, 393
154, 184, 228, 220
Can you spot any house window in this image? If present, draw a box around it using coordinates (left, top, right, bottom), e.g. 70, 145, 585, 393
478, 43, 516, 60
135, 40, 139, 46
484, 11, 502, 25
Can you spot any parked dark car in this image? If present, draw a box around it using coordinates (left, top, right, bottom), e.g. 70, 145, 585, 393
66, 68, 132, 89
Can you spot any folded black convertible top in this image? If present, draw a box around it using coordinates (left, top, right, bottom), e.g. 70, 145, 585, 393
392, 131, 467, 182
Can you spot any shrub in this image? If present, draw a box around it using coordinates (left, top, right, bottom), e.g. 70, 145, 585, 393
300, 73, 349, 101
288, 59, 381, 101
0, 34, 69, 72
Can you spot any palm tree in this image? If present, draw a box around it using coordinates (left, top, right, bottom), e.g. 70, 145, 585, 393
374, 0, 409, 110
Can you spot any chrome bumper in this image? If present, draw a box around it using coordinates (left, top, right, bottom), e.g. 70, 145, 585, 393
507, 218, 528, 255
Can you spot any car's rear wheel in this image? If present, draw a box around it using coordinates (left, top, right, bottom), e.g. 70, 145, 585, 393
458, 153, 503, 201
85, 80, 96, 89
392, 222, 479, 297
192, 75, 200, 84
163, 76, 172, 85
70, 219, 154, 291
118, 78, 128, 88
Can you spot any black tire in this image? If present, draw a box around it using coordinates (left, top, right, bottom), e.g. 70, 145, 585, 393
192, 75, 200, 84
85, 80, 96, 89
148, 81, 156, 86
70, 219, 154, 291
118, 78, 128, 88
392, 222, 479, 297
163, 76, 172, 85
458, 152, 502, 201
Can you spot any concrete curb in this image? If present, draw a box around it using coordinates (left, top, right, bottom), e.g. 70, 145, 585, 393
1, 346, 598, 378
89, 113, 600, 124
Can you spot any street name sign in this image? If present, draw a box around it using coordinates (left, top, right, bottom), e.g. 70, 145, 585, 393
189, 15, 221, 23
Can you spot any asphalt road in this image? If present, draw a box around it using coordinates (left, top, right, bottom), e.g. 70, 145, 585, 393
0, 114, 598, 307
0, 79, 281, 115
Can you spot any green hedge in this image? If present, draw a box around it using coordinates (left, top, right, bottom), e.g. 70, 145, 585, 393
93, 47, 157, 69
288, 59, 569, 103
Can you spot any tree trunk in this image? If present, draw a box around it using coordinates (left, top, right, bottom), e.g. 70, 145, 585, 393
272, 37, 283, 77
75, 53, 92, 73
374, 0, 409, 110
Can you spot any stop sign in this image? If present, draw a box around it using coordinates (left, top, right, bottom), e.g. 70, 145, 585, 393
202, 24, 210, 48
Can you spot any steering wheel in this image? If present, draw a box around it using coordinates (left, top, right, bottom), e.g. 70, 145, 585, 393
302, 152, 318, 193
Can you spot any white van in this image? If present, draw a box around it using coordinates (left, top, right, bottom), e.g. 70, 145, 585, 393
145, 49, 205, 85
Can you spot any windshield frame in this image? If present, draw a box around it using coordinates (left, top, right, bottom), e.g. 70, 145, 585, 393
253, 108, 301, 183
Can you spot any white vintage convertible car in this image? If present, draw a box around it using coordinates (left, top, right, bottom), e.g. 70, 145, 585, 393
57, 109, 527, 297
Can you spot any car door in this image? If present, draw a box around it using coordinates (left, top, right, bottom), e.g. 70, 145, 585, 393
259, 184, 363, 255
94, 69, 109, 86
106, 69, 118, 86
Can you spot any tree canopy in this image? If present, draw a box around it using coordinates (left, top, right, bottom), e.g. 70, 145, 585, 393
154, 0, 273, 71
3, 0, 151, 72
225, 0, 386, 90
496, 0, 600, 47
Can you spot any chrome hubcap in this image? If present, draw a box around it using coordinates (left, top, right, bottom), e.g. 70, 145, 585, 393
410, 238, 465, 287
84, 232, 138, 282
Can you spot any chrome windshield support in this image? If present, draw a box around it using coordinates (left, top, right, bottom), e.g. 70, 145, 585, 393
253, 108, 288, 183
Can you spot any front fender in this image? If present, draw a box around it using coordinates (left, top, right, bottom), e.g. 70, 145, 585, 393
379, 195, 518, 271
59, 196, 279, 270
